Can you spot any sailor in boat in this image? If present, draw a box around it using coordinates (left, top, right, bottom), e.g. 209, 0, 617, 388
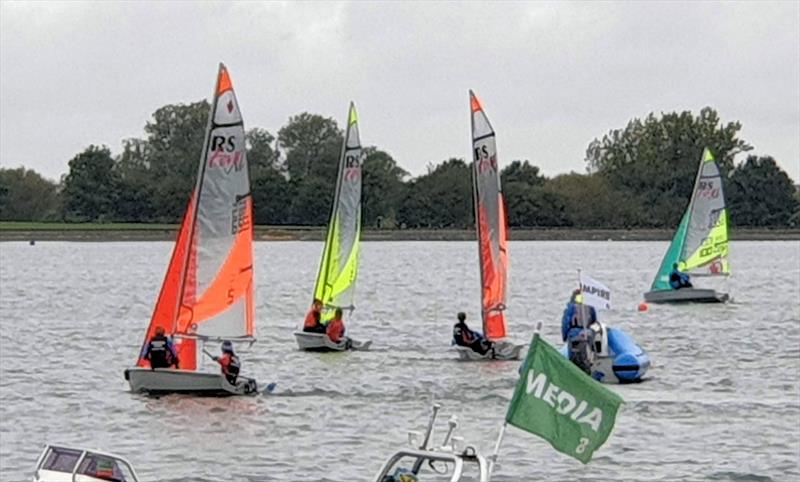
669, 263, 693, 289
303, 298, 327, 333
141, 326, 179, 369
211, 340, 240, 385
326, 307, 351, 348
561, 290, 598, 375
452, 312, 493, 355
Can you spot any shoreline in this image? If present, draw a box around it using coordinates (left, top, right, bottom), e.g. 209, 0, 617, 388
1, 223, 799, 242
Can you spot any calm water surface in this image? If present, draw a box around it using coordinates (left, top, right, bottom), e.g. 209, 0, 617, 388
1, 240, 798, 481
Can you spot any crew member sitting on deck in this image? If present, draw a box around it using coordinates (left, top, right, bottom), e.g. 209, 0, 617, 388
303, 298, 327, 333
212, 340, 241, 385
452, 312, 493, 355
326, 308, 350, 347
669, 263, 693, 289
561, 290, 597, 375
142, 326, 179, 369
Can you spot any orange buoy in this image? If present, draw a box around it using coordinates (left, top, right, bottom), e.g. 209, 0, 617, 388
637, 302, 649, 312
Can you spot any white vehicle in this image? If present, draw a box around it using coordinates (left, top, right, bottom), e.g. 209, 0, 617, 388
33, 445, 138, 482
374, 405, 491, 482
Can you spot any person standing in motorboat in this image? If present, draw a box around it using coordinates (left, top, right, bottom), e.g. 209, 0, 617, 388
561, 290, 598, 375
142, 326, 179, 369
303, 298, 327, 333
452, 312, 493, 355
211, 340, 240, 385
669, 263, 693, 289
326, 308, 351, 348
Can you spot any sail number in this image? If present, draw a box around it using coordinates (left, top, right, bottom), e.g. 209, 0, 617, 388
698, 235, 726, 258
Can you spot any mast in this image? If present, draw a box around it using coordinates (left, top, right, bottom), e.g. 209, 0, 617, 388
172, 63, 223, 335
313, 102, 353, 309
470, 90, 488, 333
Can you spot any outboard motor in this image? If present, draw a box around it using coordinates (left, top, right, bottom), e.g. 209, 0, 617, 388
567, 329, 596, 375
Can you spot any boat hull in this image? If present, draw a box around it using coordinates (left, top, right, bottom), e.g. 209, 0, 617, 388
560, 326, 650, 383
293, 331, 372, 351
124, 367, 257, 396
644, 288, 729, 303
454, 340, 524, 361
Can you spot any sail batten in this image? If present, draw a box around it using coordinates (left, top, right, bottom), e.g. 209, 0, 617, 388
650, 148, 730, 290
313, 103, 363, 321
137, 64, 255, 371
470, 90, 509, 341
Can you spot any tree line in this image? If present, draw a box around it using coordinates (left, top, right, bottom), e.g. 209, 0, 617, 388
1, 103, 798, 228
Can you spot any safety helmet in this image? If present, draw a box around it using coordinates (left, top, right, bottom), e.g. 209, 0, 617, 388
221, 340, 234, 354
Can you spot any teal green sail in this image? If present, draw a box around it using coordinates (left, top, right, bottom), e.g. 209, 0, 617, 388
313, 103, 363, 322
650, 148, 730, 291
650, 211, 690, 290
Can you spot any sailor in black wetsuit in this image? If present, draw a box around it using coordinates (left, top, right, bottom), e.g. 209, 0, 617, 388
142, 326, 179, 369
452, 312, 493, 355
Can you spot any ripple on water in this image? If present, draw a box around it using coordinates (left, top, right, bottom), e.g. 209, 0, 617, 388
1, 240, 798, 480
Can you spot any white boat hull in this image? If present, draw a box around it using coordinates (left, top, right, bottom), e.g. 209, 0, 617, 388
33, 444, 139, 482
644, 288, 729, 303
293, 331, 372, 351
454, 340, 524, 361
124, 367, 257, 396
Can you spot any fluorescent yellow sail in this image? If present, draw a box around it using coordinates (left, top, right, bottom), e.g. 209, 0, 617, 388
680, 209, 730, 274
312, 103, 363, 322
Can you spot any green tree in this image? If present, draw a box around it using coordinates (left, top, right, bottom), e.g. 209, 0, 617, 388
0, 167, 60, 221
115, 138, 155, 222
289, 176, 333, 225
728, 155, 799, 227
586, 108, 752, 227
252, 170, 294, 225
61, 145, 119, 221
362, 147, 408, 228
398, 159, 472, 228
500, 160, 568, 227
501, 160, 546, 188
545, 173, 638, 228
246, 128, 279, 178
278, 113, 342, 181
144, 101, 210, 221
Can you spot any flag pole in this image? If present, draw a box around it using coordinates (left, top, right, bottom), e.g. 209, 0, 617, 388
488, 422, 507, 475
489, 322, 541, 476
577, 269, 587, 328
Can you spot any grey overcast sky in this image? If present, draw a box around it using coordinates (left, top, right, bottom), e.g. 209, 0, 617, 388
1, 1, 798, 181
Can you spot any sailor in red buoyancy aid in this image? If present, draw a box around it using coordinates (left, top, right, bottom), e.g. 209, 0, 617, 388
212, 340, 241, 384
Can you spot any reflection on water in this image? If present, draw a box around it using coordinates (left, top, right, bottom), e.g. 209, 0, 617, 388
1, 241, 798, 481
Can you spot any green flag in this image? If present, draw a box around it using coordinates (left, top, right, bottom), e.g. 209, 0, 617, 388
505, 333, 624, 464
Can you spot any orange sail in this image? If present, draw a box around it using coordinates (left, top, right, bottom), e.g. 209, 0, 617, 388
471, 90, 509, 341
136, 64, 255, 371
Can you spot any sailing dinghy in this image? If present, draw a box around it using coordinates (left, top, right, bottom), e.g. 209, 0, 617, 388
644, 148, 730, 303
453, 91, 523, 361
293, 103, 371, 352
124, 64, 259, 396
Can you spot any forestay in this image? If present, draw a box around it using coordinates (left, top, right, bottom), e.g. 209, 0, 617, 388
470, 90, 509, 341
650, 148, 730, 291
137, 64, 255, 371
314, 103, 363, 321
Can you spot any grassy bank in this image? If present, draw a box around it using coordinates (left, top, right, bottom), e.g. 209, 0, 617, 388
2, 222, 799, 242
